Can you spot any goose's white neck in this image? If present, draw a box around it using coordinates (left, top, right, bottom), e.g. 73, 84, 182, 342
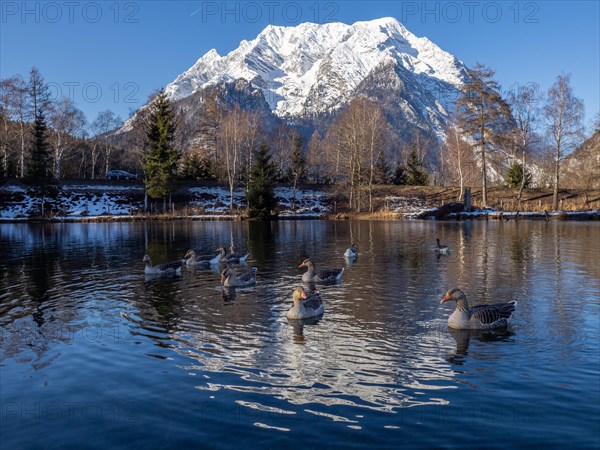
287, 303, 309, 319
448, 308, 469, 328
446, 294, 470, 328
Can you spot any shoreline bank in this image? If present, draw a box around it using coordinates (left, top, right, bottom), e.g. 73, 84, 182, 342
1, 209, 598, 223
2, 181, 598, 222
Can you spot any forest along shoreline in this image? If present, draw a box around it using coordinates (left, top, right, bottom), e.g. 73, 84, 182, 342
0, 179, 598, 222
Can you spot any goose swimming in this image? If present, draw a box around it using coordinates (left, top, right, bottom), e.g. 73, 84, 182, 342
143, 255, 182, 276
220, 266, 257, 287
299, 258, 344, 284
344, 243, 359, 259
286, 286, 324, 319
435, 238, 450, 254
441, 288, 517, 330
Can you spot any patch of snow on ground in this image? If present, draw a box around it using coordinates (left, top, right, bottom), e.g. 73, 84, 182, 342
1, 195, 35, 219
188, 186, 330, 217
188, 186, 246, 213
404, 207, 438, 220
0, 189, 141, 219
1, 184, 331, 219
384, 196, 427, 213
62, 193, 137, 217
63, 184, 144, 192
384, 196, 437, 219
277, 187, 330, 217
1, 185, 26, 193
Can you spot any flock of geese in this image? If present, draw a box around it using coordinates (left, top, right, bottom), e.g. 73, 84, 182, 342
142, 240, 517, 330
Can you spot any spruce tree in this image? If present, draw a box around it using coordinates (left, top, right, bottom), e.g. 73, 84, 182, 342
374, 157, 392, 184
392, 164, 408, 185
246, 143, 277, 219
406, 149, 429, 186
28, 67, 51, 119
506, 163, 531, 189
142, 91, 179, 211
27, 110, 51, 182
26, 109, 55, 217
26, 67, 52, 185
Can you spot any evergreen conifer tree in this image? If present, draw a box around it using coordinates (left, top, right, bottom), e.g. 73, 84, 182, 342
26, 109, 55, 217
246, 143, 277, 219
374, 157, 392, 184
506, 163, 531, 188
27, 110, 51, 182
406, 149, 429, 186
142, 91, 179, 211
392, 164, 408, 185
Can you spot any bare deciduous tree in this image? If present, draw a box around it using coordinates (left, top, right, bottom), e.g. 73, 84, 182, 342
90, 110, 122, 178
0, 75, 28, 177
270, 124, 296, 180
120, 95, 158, 175
306, 131, 331, 184
457, 63, 512, 206
544, 73, 584, 210
218, 106, 262, 210
49, 97, 87, 179
327, 97, 389, 212
507, 83, 541, 206
242, 110, 262, 189
441, 120, 475, 199
196, 89, 225, 177
0, 78, 15, 177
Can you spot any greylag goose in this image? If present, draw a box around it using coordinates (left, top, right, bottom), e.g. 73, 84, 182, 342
286, 286, 324, 319
299, 258, 344, 284
344, 243, 359, 259
183, 250, 212, 267
440, 288, 517, 330
210, 246, 227, 264
220, 266, 257, 287
435, 238, 450, 254
213, 246, 250, 264
143, 255, 182, 276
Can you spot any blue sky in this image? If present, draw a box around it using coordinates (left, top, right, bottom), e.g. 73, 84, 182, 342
1, 1, 598, 133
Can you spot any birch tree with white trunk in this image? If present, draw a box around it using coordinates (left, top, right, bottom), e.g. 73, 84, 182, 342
543, 73, 584, 211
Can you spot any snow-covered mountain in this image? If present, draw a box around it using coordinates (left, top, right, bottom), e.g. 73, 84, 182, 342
163, 17, 469, 137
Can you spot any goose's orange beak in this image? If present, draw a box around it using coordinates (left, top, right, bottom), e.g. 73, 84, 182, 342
298, 262, 304, 268
301, 292, 307, 299
440, 293, 450, 304
220, 274, 225, 283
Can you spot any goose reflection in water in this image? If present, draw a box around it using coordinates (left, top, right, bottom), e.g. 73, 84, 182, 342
144, 271, 182, 282
221, 286, 237, 303
286, 316, 323, 344
445, 328, 515, 366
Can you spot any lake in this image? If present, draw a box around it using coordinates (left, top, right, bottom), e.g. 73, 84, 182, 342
1, 220, 599, 449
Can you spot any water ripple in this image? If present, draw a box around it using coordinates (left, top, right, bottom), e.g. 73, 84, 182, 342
0, 221, 598, 448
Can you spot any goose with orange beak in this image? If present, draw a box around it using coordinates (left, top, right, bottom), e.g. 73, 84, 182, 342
441, 288, 517, 330
287, 286, 324, 319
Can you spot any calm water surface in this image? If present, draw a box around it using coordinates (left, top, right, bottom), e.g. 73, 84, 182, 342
1, 220, 599, 449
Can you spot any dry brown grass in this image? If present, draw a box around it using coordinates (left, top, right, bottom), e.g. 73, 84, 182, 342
469, 187, 600, 212
321, 185, 600, 213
